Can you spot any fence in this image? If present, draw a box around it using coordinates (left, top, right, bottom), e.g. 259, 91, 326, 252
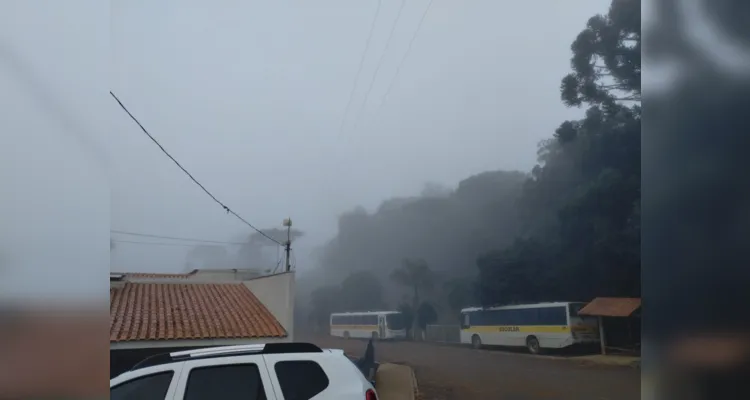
425, 324, 461, 344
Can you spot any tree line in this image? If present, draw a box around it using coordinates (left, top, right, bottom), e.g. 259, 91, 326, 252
301, 0, 640, 336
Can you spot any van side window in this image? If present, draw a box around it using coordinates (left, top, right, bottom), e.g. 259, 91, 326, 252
184, 364, 266, 400
274, 360, 330, 400
111, 371, 174, 400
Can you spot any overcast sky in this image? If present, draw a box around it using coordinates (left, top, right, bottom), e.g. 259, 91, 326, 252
2, 0, 611, 288
111, 0, 613, 272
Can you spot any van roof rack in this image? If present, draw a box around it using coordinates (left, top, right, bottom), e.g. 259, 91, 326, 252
129, 342, 322, 372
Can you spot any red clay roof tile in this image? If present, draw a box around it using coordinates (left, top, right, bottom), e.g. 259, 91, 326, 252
578, 297, 641, 317
109, 282, 286, 342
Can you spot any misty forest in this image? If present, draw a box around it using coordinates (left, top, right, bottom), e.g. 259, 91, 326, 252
297, 0, 641, 334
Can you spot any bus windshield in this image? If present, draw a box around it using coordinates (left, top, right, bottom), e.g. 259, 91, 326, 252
568, 303, 597, 322
568, 303, 584, 317
385, 313, 405, 330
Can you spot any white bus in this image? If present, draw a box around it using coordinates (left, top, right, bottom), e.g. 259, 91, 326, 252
459, 302, 599, 354
330, 311, 407, 340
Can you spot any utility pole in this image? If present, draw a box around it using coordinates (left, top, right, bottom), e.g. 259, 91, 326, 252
282, 218, 292, 272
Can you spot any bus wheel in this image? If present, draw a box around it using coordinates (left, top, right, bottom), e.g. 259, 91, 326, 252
371, 331, 379, 340
343, 331, 350, 339
471, 334, 482, 349
526, 336, 541, 354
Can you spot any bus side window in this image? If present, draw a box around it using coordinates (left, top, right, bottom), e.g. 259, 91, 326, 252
461, 313, 470, 329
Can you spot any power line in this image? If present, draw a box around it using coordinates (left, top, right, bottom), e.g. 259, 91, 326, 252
336, 0, 383, 138
370, 0, 434, 123
271, 245, 282, 274
272, 257, 284, 274
276, 244, 281, 270
350, 0, 408, 134
111, 229, 246, 245
109, 91, 282, 246
112, 239, 206, 248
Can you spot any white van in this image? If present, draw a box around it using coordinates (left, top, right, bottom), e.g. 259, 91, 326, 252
110, 343, 379, 400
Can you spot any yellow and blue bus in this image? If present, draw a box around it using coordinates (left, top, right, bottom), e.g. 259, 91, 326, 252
459, 302, 599, 353
330, 311, 407, 340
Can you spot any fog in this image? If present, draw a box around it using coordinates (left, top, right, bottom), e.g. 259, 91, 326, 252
5, 1, 750, 398
107, 0, 606, 274
1, 0, 608, 300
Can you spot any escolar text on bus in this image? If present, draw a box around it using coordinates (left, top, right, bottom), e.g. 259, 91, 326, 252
496, 326, 520, 332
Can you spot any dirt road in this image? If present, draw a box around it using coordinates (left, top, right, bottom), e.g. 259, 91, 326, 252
304, 335, 639, 400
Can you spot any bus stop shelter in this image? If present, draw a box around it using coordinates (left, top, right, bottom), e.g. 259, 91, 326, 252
578, 297, 641, 355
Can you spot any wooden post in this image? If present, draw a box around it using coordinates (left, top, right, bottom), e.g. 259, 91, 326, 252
628, 319, 633, 347
598, 316, 607, 355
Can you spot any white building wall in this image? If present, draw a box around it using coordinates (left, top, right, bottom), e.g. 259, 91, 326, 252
123, 270, 263, 284
190, 269, 262, 282
243, 272, 295, 341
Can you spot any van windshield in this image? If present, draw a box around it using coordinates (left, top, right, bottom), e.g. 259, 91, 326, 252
385, 313, 404, 330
